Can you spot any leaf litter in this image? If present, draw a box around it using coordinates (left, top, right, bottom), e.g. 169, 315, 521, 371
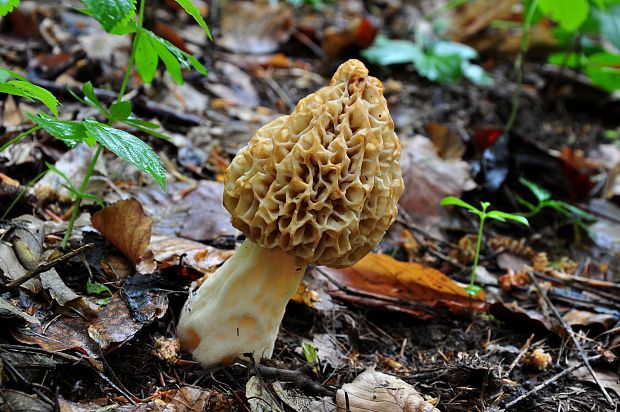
1, 0, 620, 411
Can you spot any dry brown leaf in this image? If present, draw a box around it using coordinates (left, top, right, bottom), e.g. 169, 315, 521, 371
336, 367, 440, 412
138, 235, 233, 275
399, 136, 475, 216
92, 198, 152, 265
323, 253, 485, 319
425, 122, 466, 160
218, 2, 294, 54
13, 292, 167, 357
563, 309, 618, 332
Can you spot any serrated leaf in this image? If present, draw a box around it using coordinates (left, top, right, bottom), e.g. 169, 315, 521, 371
82, 119, 166, 189
174, 0, 212, 39
440, 196, 480, 213
519, 177, 551, 202
81, 0, 136, 32
27, 112, 85, 148
135, 32, 158, 83
0, 0, 20, 17
539, 0, 589, 31
0, 80, 59, 115
109, 101, 132, 122
487, 211, 530, 226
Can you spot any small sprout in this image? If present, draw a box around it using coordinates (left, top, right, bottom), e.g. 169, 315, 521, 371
440, 196, 529, 295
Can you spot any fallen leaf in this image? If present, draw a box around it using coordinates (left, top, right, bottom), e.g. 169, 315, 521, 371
92, 198, 152, 265
322, 253, 485, 319
572, 363, 620, 395
0, 389, 51, 412
336, 367, 439, 412
426, 122, 466, 160
399, 135, 475, 216
218, 2, 294, 54
138, 235, 233, 275
490, 301, 559, 335
563, 309, 618, 332
0, 297, 40, 325
311, 333, 345, 369
0, 242, 40, 293
246, 376, 283, 412
14, 291, 167, 357
272, 382, 334, 412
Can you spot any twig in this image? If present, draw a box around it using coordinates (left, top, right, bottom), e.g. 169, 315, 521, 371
4, 243, 95, 290
239, 357, 336, 398
506, 334, 534, 377
528, 272, 613, 406
501, 354, 603, 410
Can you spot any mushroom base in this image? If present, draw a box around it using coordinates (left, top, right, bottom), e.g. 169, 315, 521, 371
177, 239, 307, 367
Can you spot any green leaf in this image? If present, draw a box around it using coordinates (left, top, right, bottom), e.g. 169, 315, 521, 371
87, 278, 112, 295
302, 341, 319, 365
547, 52, 587, 68
585, 52, 620, 91
486, 210, 530, 226
414, 52, 463, 84
82, 119, 166, 189
558, 202, 596, 221
0, 68, 26, 82
125, 117, 160, 129
519, 177, 551, 202
440, 196, 480, 213
124, 119, 170, 140
461, 62, 493, 86
465, 284, 483, 297
174, 0, 212, 39
539, 0, 589, 31
362, 35, 423, 66
135, 32, 158, 84
150, 35, 183, 83
145, 30, 208, 77
27, 112, 85, 148
433, 41, 478, 60
81, 0, 136, 32
0, 80, 59, 115
0, 0, 20, 17
592, 5, 620, 50
82, 81, 107, 115
109, 101, 132, 122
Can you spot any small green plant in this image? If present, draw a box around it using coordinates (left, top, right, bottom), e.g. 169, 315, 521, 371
440, 196, 529, 295
86, 278, 112, 306
528, 0, 620, 92
0, 0, 211, 248
517, 178, 596, 231
362, 32, 493, 86
301, 340, 320, 375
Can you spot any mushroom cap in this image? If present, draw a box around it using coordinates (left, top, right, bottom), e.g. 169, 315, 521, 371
223, 59, 404, 268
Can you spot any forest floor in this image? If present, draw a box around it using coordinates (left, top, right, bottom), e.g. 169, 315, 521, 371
1, 1, 619, 411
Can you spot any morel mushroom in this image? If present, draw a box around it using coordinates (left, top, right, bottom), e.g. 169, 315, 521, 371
177, 59, 404, 367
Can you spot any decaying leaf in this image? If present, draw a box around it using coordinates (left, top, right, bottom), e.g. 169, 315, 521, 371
0, 389, 52, 412
92, 198, 152, 265
218, 2, 294, 54
323, 253, 485, 319
13, 292, 167, 357
58, 387, 236, 412
0, 297, 40, 325
563, 309, 618, 332
336, 367, 440, 412
399, 136, 475, 216
138, 234, 233, 275
0, 242, 40, 293
246, 376, 284, 412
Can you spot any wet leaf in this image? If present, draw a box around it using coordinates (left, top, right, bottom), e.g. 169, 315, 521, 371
0, 389, 51, 412
81, 0, 136, 32
92, 198, 152, 265
323, 253, 486, 319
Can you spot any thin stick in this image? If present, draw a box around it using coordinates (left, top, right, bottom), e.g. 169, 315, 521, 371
528, 271, 613, 406
502, 354, 603, 409
4, 243, 94, 290
506, 334, 534, 376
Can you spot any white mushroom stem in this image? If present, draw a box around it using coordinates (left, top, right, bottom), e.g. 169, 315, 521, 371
177, 238, 307, 367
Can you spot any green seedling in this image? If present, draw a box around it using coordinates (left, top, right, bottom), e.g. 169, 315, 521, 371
86, 278, 112, 306
302, 340, 320, 376
440, 196, 529, 296
517, 177, 595, 236
0, 0, 211, 248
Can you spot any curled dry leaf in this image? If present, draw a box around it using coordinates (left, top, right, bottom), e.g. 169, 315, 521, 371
399, 136, 475, 216
137, 235, 233, 275
92, 198, 152, 265
322, 253, 486, 319
336, 367, 440, 412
